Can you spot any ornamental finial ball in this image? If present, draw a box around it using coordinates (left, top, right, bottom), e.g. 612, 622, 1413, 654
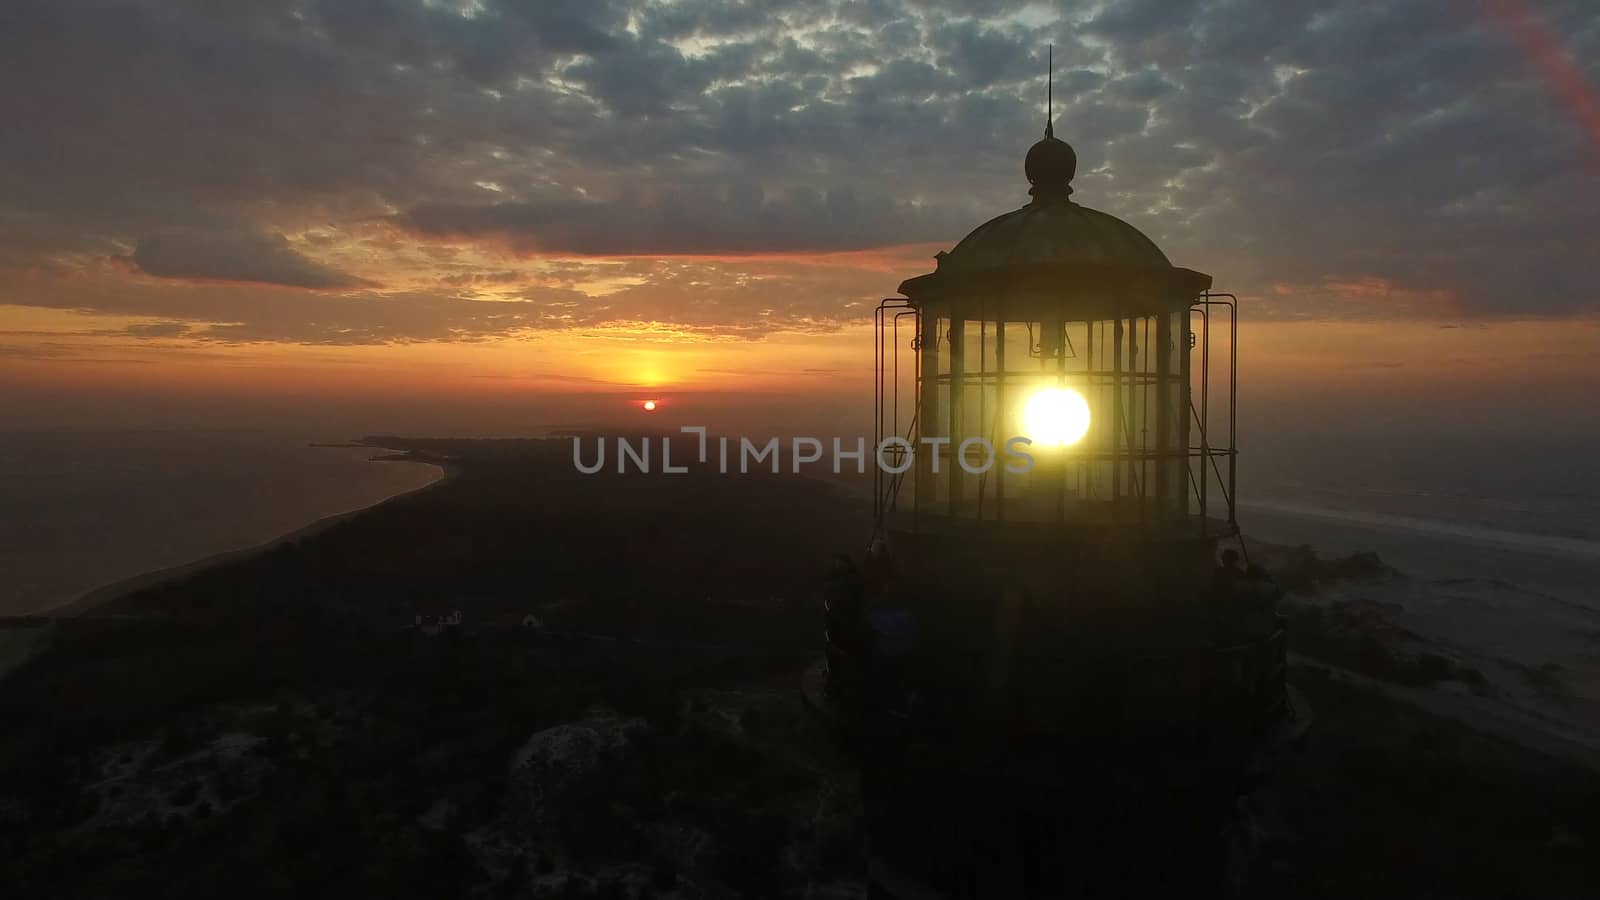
1025, 133, 1076, 201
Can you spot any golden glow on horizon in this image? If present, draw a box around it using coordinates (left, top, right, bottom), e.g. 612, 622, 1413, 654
4, 308, 1599, 411
6, 222, 1600, 431
1022, 387, 1092, 447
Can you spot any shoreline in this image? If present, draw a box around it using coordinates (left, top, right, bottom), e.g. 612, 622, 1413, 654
30, 445, 1597, 773
49, 449, 457, 619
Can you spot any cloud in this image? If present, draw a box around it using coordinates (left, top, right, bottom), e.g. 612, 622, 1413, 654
4, 250, 891, 345
0, 0, 1597, 342
122, 321, 193, 338
398, 186, 972, 255
122, 230, 372, 290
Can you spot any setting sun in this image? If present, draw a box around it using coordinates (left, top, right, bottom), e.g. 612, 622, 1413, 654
642, 400, 657, 412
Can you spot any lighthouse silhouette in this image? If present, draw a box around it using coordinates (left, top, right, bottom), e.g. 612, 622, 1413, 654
806, 48, 1310, 899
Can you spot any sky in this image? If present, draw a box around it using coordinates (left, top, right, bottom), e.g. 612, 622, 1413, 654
1, 0, 1598, 439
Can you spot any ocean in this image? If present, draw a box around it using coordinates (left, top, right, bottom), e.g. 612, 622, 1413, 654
1244, 429, 1599, 606
0, 430, 442, 615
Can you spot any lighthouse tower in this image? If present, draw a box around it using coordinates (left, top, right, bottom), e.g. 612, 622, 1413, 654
808, 109, 1308, 898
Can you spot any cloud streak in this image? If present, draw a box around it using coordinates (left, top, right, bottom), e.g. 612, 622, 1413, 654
122, 229, 373, 290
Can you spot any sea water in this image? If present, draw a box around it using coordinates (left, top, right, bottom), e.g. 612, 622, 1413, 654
1244, 429, 1599, 605
0, 429, 441, 615
1243, 428, 1600, 735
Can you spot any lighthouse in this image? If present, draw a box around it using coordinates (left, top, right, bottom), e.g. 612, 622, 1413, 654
808, 105, 1308, 898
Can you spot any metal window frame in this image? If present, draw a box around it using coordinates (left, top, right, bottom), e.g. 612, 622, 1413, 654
874, 291, 1240, 538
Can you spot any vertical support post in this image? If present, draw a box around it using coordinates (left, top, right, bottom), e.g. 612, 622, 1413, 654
1200, 305, 1210, 535
977, 315, 987, 522
1155, 310, 1171, 512
888, 306, 912, 514
1128, 315, 1142, 524
1112, 317, 1123, 524
1181, 308, 1194, 522
1054, 313, 1066, 523
948, 315, 965, 516
889, 307, 897, 450
874, 301, 890, 524
995, 316, 1007, 522
1228, 296, 1239, 528
1142, 316, 1152, 514
918, 309, 939, 526
1084, 320, 1093, 503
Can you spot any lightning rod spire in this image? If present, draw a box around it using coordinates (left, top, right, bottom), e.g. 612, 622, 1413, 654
1045, 44, 1054, 139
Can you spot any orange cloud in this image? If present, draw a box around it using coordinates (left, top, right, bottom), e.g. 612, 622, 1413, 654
1268, 276, 1458, 317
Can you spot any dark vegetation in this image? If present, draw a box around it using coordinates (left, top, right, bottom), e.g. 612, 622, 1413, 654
1253, 668, 1600, 900
0, 438, 864, 899
0, 438, 1596, 898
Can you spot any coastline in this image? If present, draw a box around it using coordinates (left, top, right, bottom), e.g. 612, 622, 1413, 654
1245, 532, 1600, 774
28, 440, 1598, 772
51, 449, 456, 619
